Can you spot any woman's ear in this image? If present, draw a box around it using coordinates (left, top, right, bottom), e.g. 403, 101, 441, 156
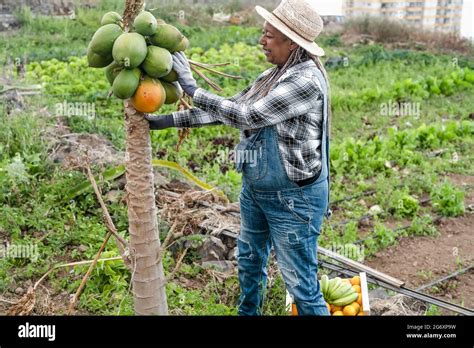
289, 41, 298, 52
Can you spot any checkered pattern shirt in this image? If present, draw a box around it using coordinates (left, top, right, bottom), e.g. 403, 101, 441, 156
172, 59, 325, 181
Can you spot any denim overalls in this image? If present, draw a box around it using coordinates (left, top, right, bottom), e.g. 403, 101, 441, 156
235, 69, 331, 316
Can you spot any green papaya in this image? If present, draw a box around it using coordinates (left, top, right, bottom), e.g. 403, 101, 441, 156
149, 23, 184, 51
101, 11, 122, 26
105, 61, 122, 85
112, 68, 141, 99
87, 23, 122, 58
171, 36, 189, 53
133, 11, 157, 36
141, 46, 173, 78
112, 32, 148, 69
161, 81, 182, 104
146, 8, 165, 23
161, 69, 179, 82
87, 50, 113, 68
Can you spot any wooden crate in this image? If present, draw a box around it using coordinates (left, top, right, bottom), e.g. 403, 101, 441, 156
359, 272, 371, 315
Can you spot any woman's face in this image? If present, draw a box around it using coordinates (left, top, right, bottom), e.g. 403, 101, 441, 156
259, 21, 298, 67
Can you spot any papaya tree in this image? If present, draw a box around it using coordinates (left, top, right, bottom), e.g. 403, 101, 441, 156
122, 0, 168, 315
84, 0, 241, 315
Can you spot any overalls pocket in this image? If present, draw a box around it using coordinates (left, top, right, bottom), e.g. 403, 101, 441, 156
278, 189, 312, 224
241, 138, 267, 181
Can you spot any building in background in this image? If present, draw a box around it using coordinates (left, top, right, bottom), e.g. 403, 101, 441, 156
344, 0, 464, 34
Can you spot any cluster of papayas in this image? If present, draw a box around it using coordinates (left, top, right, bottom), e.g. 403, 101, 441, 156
87, 11, 189, 113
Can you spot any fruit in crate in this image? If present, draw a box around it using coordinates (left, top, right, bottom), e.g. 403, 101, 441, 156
320, 275, 365, 316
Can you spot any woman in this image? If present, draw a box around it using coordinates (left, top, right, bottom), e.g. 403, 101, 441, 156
146, 0, 332, 316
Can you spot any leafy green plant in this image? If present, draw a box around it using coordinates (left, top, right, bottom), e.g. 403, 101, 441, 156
342, 221, 358, 244
407, 215, 438, 236
425, 304, 442, 316
431, 181, 465, 217
389, 191, 420, 218
374, 222, 396, 248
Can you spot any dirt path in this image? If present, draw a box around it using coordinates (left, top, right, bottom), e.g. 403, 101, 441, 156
365, 174, 474, 312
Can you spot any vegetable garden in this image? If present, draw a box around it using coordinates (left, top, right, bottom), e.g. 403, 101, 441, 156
0, 1, 473, 316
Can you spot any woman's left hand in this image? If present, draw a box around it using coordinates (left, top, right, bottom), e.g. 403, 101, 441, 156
145, 114, 175, 130
172, 52, 198, 97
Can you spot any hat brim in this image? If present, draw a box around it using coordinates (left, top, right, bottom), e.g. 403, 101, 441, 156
255, 5, 325, 57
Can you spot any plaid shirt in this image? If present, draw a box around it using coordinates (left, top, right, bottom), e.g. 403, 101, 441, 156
172, 59, 325, 181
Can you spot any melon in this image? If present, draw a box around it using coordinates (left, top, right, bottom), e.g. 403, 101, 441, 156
161, 69, 179, 82
133, 11, 157, 36
101, 11, 122, 26
149, 23, 184, 51
105, 61, 122, 85
112, 68, 141, 99
131, 77, 166, 113
161, 81, 182, 104
87, 23, 122, 59
171, 36, 189, 53
112, 32, 148, 68
87, 50, 113, 68
141, 46, 173, 78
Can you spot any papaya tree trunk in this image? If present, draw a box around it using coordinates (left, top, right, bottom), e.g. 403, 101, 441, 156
123, 0, 168, 315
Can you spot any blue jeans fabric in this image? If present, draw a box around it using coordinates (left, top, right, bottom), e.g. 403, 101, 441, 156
235, 124, 330, 315
238, 174, 329, 316
235, 69, 331, 316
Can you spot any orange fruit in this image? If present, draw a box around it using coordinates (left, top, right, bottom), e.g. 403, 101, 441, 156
357, 293, 363, 306
326, 302, 331, 313
350, 275, 360, 286
352, 285, 361, 293
329, 304, 335, 312
131, 77, 166, 113
291, 303, 298, 316
332, 305, 343, 313
332, 311, 344, 316
357, 311, 366, 316
350, 301, 360, 314
343, 305, 357, 316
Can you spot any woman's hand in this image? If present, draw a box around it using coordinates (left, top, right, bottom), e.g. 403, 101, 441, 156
172, 52, 198, 97
145, 114, 175, 130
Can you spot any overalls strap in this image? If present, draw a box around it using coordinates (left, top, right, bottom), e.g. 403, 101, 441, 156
311, 69, 332, 219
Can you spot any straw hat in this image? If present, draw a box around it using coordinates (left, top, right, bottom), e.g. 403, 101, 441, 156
256, 0, 325, 56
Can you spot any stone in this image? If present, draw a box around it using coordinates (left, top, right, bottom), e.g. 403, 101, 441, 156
201, 260, 235, 274
198, 236, 227, 262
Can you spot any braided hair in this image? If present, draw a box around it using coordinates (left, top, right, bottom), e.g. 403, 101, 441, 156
241, 45, 332, 135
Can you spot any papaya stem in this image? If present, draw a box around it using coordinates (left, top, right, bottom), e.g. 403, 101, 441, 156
189, 60, 230, 67
190, 65, 222, 92
190, 62, 242, 79
179, 97, 192, 109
